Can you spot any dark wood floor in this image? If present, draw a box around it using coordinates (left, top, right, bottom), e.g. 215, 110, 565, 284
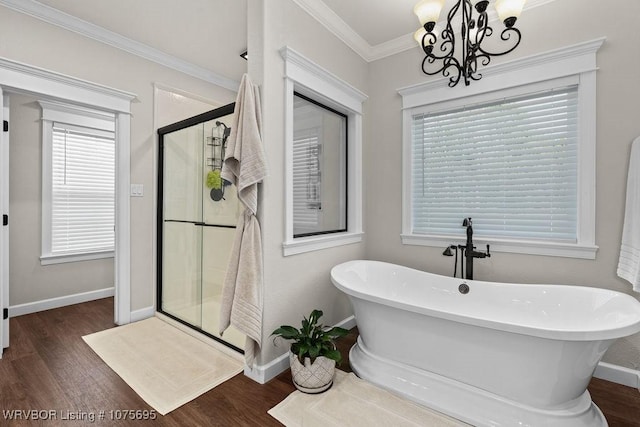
0, 298, 638, 426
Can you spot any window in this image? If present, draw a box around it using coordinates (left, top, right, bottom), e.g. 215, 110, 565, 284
39, 101, 116, 264
412, 86, 578, 241
281, 46, 367, 256
400, 39, 604, 259
293, 92, 347, 237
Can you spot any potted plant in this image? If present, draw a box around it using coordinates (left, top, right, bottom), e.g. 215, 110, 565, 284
272, 309, 349, 393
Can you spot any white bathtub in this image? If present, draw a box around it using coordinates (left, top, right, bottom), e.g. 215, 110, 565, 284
330, 260, 640, 427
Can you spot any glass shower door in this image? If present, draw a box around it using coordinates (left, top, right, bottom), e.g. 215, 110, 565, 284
158, 103, 244, 352
161, 122, 204, 328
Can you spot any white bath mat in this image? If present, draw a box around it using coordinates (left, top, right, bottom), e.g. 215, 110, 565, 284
82, 317, 243, 415
268, 370, 468, 426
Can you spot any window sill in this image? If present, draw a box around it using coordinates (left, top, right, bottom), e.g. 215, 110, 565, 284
40, 250, 114, 265
401, 234, 598, 260
283, 232, 363, 256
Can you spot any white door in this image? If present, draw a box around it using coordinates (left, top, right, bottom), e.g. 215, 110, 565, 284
0, 88, 8, 356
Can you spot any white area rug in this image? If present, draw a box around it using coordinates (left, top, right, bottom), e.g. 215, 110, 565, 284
269, 370, 468, 426
83, 317, 243, 415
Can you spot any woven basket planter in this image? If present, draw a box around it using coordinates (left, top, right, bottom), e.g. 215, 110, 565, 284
289, 351, 336, 394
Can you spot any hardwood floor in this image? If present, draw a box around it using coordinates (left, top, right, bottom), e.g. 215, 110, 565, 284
0, 298, 638, 426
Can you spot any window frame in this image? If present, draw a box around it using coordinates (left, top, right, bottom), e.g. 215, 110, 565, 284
281, 46, 367, 256
399, 38, 604, 259
292, 91, 348, 238
39, 100, 116, 265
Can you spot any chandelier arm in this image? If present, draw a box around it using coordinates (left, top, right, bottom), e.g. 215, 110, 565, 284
441, 0, 460, 55
420, 32, 437, 55
444, 63, 463, 87
447, 0, 464, 26
467, 58, 485, 82
421, 52, 460, 76
477, 27, 522, 57
470, 52, 491, 68
421, 56, 446, 76
422, 52, 462, 88
472, 11, 490, 46
421, 52, 463, 88
425, 41, 455, 61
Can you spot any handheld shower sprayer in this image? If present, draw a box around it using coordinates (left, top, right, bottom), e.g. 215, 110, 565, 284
215, 121, 231, 141
442, 244, 459, 277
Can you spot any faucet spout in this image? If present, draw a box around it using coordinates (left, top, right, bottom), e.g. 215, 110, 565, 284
461, 218, 490, 280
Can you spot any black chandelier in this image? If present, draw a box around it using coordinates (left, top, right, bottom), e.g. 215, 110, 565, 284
414, 0, 526, 87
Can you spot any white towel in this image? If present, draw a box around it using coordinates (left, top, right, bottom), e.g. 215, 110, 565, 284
222, 210, 263, 364
219, 74, 267, 365
221, 74, 266, 215
617, 136, 640, 292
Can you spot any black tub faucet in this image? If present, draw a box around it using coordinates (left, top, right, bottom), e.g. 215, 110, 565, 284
462, 218, 490, 280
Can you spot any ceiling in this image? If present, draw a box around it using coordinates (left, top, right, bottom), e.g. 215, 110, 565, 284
321, 0, 421, 47
5, 0, 556, 84
296, 0, 556, 62
34, 0, 249, 83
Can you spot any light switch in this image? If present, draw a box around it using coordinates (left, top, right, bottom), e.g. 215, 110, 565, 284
130, 184, 144, 197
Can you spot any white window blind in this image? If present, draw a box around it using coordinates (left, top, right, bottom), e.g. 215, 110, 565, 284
51, 123, 115, 254
411, 85, 578, 242
293, 132, 321, 232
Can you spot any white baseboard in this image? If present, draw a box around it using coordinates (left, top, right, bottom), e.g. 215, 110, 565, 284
130, 306, 155, 323
8, 287, 115, 317
244, 315, 357, 384
335, 315, 357, 330
594, 361, 640, 389
244, 351, 290, 384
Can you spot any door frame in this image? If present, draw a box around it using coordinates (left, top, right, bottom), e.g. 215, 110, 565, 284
155, 102, 243, 354
0, 57, 136, 350
0, 89, 8, 355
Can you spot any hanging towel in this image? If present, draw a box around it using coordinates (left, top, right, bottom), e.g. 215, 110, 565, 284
617, 136, 640, 292
221, 74, 266, 215
219, 74, 267, 366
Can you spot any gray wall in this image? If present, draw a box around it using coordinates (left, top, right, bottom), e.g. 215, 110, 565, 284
0, 4, 239, 311
250, 0, 369, 364
364, 0, 640, 368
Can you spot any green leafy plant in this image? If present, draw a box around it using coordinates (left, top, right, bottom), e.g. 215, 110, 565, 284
271, 309, 349, 365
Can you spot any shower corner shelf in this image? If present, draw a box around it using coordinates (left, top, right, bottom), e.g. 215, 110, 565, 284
206, 136, 224, 146
207, 158, 223, 169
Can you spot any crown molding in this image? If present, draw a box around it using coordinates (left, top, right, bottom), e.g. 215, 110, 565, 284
294, 0, 559, 63
291, 0, 375, 61
0, 0, 240, 92
368, 34, 417, 62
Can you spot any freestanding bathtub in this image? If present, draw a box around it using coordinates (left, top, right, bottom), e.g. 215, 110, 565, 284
330, 260, 640, 427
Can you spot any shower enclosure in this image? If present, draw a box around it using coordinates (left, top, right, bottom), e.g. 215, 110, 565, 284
157, 103, 244, 353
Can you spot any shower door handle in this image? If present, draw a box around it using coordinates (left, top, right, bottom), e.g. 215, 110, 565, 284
190, 221, 236, 229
